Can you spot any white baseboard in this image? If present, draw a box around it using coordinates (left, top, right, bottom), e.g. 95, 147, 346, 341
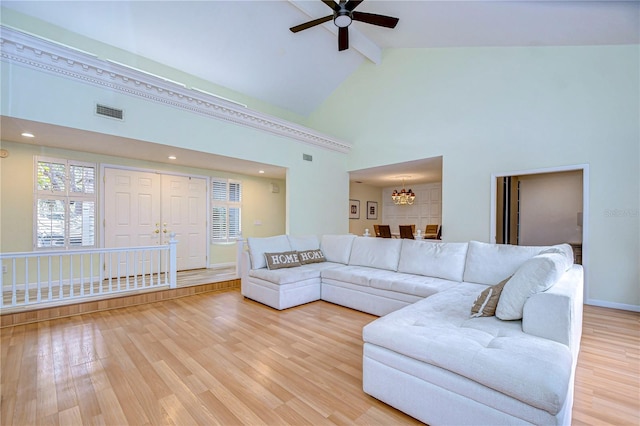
586, 299, 640, 312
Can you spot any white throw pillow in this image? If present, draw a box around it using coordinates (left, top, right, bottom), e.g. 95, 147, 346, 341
496, 253, 566, 320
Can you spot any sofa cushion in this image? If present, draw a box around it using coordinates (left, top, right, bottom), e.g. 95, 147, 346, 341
298, 249, 326, 264
288, 235, 320, 251
370, 274, 460, 298
322, 265, 396, 287
247, 235, 292, 269
264, 251, 301, 270
496, 253, 568, 320
470, 276, 510, 317
398, 240, 468, 282
249, 266, 320, 285
320, 234, 357, 264
463, 241, 550, 285
349, 237, 402, 271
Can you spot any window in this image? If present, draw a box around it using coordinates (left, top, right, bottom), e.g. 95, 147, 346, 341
211, 178, 242, 242
35, 156, 96, 249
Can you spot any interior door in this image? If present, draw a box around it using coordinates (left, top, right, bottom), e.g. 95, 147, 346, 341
161, 174, 207, 270
104, 168, 162, 274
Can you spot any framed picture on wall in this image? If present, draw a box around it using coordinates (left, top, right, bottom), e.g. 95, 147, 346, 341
367, 201, 378, 220
349, 199, 360, 219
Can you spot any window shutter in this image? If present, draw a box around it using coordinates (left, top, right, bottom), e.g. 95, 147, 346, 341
37, 160, 66, 192
212, 179, 227, 201
229, 207, 241, 239
69, 164, 96, 194
211, 178, 242, 242
229, 181, 241, 203
211, 206, 227, 240
35, 156, 96, 249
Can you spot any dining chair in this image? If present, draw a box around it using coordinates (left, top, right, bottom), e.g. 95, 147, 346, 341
378, 225, 392, 238
373, 224, 381, 237
399, 225, 415, 239
424, 224, 440, 239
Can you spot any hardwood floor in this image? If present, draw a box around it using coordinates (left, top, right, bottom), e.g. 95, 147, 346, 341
1, 291, 638, 425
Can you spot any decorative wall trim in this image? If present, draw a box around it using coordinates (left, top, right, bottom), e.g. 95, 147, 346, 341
0, 25, 352, 154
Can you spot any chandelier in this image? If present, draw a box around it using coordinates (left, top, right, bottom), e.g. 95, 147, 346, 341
391, 178, 416, 205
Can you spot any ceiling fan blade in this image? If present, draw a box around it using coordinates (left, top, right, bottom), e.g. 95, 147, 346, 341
338, 26, 349, 51
352, 11, 399, 28
290, 15, 333, 33
321, 0, 341, 12
345, 0, 364, 12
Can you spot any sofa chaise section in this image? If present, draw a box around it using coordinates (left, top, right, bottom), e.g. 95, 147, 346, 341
362, 240, 583, 425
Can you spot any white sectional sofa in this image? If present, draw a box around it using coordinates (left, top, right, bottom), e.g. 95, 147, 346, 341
240, 234, 583, 425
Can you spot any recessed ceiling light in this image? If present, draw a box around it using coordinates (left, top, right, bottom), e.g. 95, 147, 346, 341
168, 155, 177, 160
21, 132, 35, 138
258, 170, 265, 174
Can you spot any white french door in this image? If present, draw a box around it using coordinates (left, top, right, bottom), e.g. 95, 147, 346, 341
104, 168, 207, 271
161, 174, 207, 270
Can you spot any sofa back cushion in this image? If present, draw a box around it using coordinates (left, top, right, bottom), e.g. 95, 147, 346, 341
247, 235, 292, 269
463, 241, 551, 285
398, 240, 468, 282
287, 235, 320, 251
320, 234, 357, 264
348, 237, 403, 271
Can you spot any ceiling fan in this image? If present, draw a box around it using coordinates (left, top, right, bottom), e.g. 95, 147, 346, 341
290, 0, 399, 52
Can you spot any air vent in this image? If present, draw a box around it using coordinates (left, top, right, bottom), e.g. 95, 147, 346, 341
303, 154, 313, 162
96, 104, 124, 120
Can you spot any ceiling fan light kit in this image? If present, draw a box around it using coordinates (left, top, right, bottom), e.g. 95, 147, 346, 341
290, 0, 399, 52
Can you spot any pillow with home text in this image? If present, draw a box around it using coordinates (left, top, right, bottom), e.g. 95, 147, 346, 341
264, 251, 301, 270
298, 249, 326, 264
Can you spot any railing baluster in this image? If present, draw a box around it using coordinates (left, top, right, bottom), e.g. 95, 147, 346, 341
108, 252, 113, 293
142, 250, 147, 287
80, 254, 85, 297
11, 258, 17, 305
69, 255, 74, 298
90, 252, 94, 296
133, 250, 138, 289
59, 256, 63, 300
37, 257, 42, 302
24, 258, 29, 305
48, 256, 53, 301
125, 249, 130, 290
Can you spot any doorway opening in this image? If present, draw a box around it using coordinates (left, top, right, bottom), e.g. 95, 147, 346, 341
491, 164, 589, 300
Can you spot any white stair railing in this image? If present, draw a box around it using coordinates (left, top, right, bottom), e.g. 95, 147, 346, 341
0, 236, 177, 309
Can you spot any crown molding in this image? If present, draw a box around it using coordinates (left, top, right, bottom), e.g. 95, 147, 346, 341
0, 25, 351, 154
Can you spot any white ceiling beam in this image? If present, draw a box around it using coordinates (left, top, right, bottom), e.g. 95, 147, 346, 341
287, 0, 382, 64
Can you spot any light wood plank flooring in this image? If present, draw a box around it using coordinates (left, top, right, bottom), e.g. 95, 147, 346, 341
1, 291, 638, 425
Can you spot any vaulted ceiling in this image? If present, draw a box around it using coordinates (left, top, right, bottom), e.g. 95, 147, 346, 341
3, 1, 638, 117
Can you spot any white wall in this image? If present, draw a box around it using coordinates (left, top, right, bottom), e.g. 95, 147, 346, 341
308, 45, 640, 309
